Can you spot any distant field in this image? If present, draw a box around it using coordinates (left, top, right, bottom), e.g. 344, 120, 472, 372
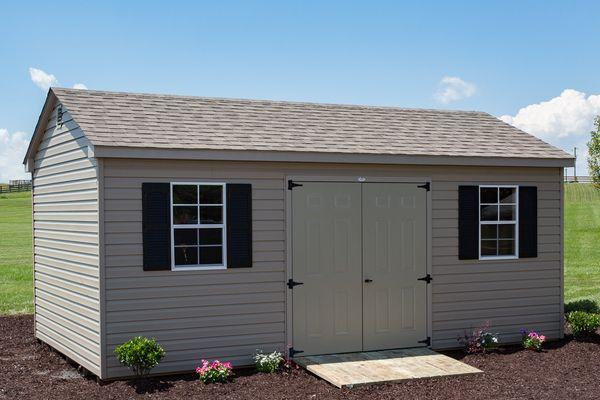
0, 191, 32, 314
564, 183, 600, 308
0, 185, 598, 315
565, 182, 600, 203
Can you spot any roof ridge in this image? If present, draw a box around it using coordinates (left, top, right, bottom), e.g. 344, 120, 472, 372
50, 87, 489, 115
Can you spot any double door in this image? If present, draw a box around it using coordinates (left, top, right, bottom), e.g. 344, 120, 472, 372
291, 182, 428, 355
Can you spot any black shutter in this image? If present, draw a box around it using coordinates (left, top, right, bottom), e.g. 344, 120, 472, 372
226, 184, 252, 268
519, 186, 538, 258
458, 186, 479, 260
142, 183, 171, 270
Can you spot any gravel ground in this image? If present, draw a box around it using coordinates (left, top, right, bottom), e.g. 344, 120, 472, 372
1, 315, 599, 400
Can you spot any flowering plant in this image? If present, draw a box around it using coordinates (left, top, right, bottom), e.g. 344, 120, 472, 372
458, 321, 499, 353
254, 350, 284, 373
196, 359, 232, 383
521, 329, 546, 351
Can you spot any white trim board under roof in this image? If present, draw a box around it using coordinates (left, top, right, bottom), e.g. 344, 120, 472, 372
24, 88, 575, 169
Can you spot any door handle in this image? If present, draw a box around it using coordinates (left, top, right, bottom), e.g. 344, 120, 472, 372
364, 279, 373, 283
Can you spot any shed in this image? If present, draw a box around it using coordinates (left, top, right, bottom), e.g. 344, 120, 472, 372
24, 88, 574, 379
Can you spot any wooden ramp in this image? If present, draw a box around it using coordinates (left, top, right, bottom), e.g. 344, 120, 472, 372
294, 348, 481, 388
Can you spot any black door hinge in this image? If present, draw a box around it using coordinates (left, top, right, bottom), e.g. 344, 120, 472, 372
417, 274, 432, 284
287, 278, 304, 289
418, 337, 431, 346
289, 347, 304, 357
417, 182, 430, 191
288, 180, 303, 190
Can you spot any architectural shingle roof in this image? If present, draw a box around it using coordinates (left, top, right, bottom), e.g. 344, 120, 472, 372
49, 88, 573, 162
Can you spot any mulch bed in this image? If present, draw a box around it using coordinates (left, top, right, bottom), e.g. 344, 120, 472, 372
2, 315, 600, 399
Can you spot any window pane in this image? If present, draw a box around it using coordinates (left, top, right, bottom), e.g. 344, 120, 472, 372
481, 225, 497, 239
200, 185, 223, 204
480, 187, 498, 204
200, 206, 223, 224
499, 224, 515, 239
481, 239, 497, 256
173, 185, 197, 204
173, 206, 198, 224
499, 205, 515, 221
480, 205, 498, 221
199, 246, 222, 265
174, 228, 198, 245
498, 240, 515, 256
199, 228, 222, 245
500, 187, 516, 203
175, 246, 198, 265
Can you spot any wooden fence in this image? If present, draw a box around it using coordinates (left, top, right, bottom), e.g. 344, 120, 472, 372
564, 176, 592, 183
0, 180, 32, 193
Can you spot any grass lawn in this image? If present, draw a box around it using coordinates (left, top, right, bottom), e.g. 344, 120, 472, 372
564, 183, 600, 307
0, 185, 598, 315
0, 191, 33, 314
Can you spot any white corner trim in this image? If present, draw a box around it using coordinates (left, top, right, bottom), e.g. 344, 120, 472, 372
85, 144, 96, 159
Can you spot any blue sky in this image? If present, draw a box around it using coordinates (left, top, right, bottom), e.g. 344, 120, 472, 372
2, 1, 599, 180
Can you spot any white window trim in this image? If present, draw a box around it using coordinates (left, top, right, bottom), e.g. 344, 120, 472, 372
170, 182, 227, 271
478, 185, 519, 260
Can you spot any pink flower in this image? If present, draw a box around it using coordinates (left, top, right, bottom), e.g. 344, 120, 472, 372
539, 335, 546, 342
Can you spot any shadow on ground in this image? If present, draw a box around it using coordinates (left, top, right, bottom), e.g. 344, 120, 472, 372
127, 378, 175, 394
564, 299, 600, 314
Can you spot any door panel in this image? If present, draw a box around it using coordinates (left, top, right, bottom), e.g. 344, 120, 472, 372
362, 183, 427, 350
292, 183, 363, 355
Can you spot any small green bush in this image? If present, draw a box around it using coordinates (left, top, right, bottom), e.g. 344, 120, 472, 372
115, 336, 165, 377
567, 311, 600, 337
254, 350, 284, 373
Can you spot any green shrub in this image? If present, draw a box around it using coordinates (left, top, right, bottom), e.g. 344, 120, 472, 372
115, 336, 165, 377
567, 311, 600, 337
254, 350, 284, 373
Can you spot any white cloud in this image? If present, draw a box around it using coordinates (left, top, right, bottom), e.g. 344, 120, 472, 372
0, 129, 30, 182
29, 67, 58, 91
73, 83, 88, 90
499, 89, 600, 176
434, 76, 477, 104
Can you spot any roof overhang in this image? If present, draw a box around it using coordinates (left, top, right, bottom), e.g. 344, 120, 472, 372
93, 145, 575, 168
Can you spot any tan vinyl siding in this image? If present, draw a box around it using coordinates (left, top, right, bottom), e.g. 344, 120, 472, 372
32, 104, 101, 376
102, 161, 286, 378
102, 158, 562, 378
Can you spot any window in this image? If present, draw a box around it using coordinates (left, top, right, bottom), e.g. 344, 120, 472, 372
171, 183, 226, 270
479, 185, 518, 259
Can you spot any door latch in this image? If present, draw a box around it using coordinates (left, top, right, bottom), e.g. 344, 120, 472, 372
287, 279, 304, 289
417, 274, 432, 284
364, 279, 373, 283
